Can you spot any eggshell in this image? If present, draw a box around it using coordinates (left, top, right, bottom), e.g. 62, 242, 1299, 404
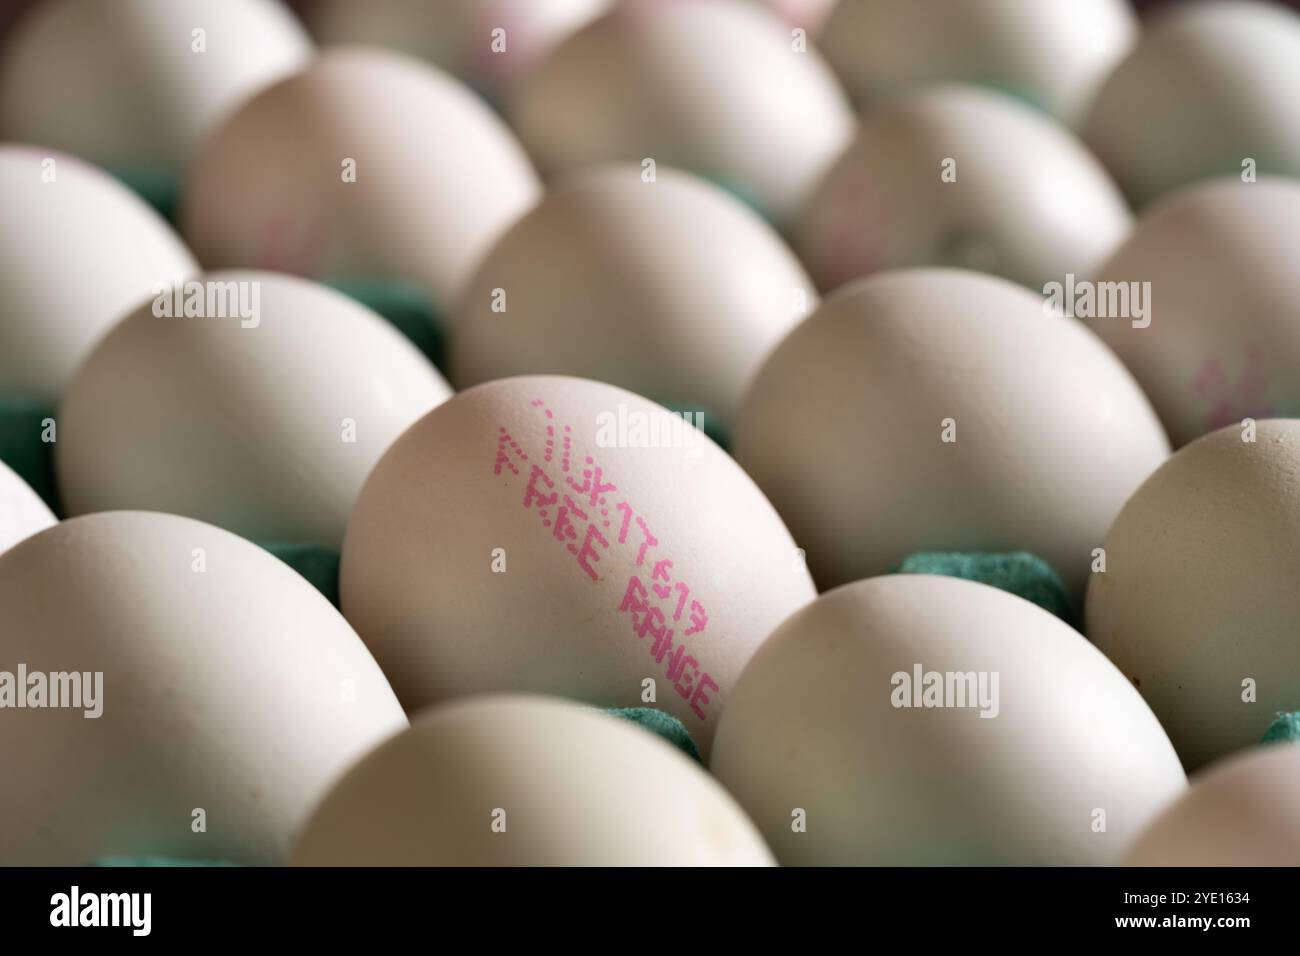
1087, 419, 1300, 771
0, 460, 54, 557
0, 145, 198, 399
1084, 1, 1300, 208
0, 511, 408, 865
710, 575, 1187, 866
307, 0, 611, 102
798, 85, 1132, 293
734, 269, 1170, 601
818, 0, 1136, 127
182, 47, 540, 306
1083, 177, 1300, 448
0, 0, 312, 173
508, 0, 853, 226
341, 376, 816, 754
1125, 744, 1300, 866
57, 272, 452, 548
291, 694, 774, 866
451, 165, 816, 425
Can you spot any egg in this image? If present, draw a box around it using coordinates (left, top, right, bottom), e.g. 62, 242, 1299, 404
291, 694, 773, 865
182, 47, 540, 308
1087, 419, 1300, 772
56, 272, 452, 548
758, 0, 835, 30
734, 269, 1169, 601
341, 376, 816, 754
508, 0, 854, 227
0, 459, 54, 557
1084, 0, 1300, 207
818, 0, 1136, 127
0, 511, 407, 865
451, 165, 815, 425
0, 145, 197, 399
0, 0, 312, 174
798, 85, 1131, 294
709, 575, 1186, 865
1083, 177, 1300, 448
307, 0, 611, 103
1125, 744, 1300, 866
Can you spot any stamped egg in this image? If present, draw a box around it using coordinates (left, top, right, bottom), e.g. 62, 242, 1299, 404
0, 511, 407, 865
0, 0, 312, 175
1087, 419, 1300, 772
182, 47, 540, 307
734, 269, 1169, 602
57, 272, 452, 548
451, 165, 816, 425
1082, 177, 1300, 448
307, 0, 611, 103
710, 575, 1186, 865
798, 85, 1132, 293
0, 145, 197, 399
818, 0, 1136, 127
1084, 0, 1300, 207
291, 694, 773, 865
0, 460, 54, 557
1125, 744, 1300, 866
508, 0, 853, 227
341, 376, 816, 754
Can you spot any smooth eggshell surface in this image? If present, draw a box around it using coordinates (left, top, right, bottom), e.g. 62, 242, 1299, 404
0, 0, 312, 173
508, 0, 853, 226
182, 47, 540, 307
1086, 419, 1300, 771
1125, 744, 1300, 866
0, 460, 55, 557
734, 269, 1170, 601
57, 272, 451, 548
0, 145, 198, 399
451, 165, 815, 425
819, 0, 1136, 127
1084, 0, 1300, 207
307, 0, 611, 102
341, 376, 817, 755
798, 85, 1132, 293
0, 511, 408, 865
291, 695, 774, 866
1084, 177, 1300, 448
710, 575, 1187, 865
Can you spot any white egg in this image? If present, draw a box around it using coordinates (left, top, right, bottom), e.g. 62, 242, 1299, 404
1087, 419, 1300, 772
291, 694, 774, 866
818, 0, 1137, 127
1125, 744, 1300, 866
0, 145, 197, 399
451, 165, 816, 425
307, 0, 611, 102
57, 272, 452, 548
0, 460, 54, 557
0, 511, 407, 865
1083, 177, 1300, 448
734, 269, 1170, 601
798, 85, 1132, 293
341, 376, 816, 754
0, 0, 312, 174
508, 0, 853, 227
710, 575, 1186, 865
1084, 0, 1300, 207
182, 47, 540, 307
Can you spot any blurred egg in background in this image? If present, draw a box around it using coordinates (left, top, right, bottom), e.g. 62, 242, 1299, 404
451, 164, 815, 426
56, 272, 451, 548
